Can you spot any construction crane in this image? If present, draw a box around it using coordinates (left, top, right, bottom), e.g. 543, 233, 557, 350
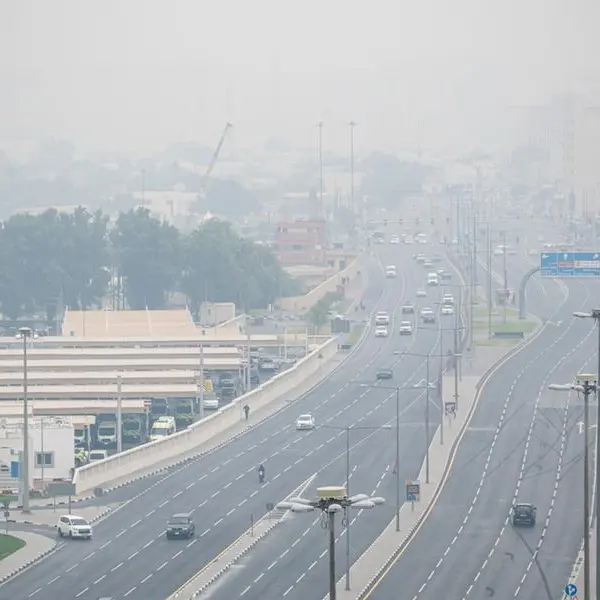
201, 122, 232, 197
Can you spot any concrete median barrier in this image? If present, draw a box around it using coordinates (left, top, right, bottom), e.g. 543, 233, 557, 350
72, 337, 338, 495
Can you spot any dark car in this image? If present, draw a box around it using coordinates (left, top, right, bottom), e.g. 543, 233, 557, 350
376, 369, 393, 380
166, 512, 195, 539
401, 303, 415, 314
512, 503, 536, 527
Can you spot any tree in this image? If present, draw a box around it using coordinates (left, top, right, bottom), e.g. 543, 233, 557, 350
111, 208, 181, 309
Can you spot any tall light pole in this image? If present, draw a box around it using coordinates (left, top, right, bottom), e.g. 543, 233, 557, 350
349, 121, 357, 243
321, 423, 391, 589
18, 327, 32, 513
277, 486, 385, 600
116, 374, 123, 453
318, 121, 324, 219
573, 309, 600, 597
502, 229, 508, 324
487, 223, 493, 339
549, 374, 596, 600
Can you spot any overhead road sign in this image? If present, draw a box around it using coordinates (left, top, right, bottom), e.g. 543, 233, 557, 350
540, 252, 600, 278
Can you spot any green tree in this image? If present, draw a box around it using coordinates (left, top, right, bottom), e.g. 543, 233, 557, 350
111, 208, 181, 309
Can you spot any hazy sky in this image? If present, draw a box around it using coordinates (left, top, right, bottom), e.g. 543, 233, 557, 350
1, 0, 598, 157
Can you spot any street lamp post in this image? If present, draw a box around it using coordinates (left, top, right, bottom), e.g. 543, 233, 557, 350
18, 327, 32, 513
318, 121, 324, 219
573, 309, 600, 597
277, 486, 385, 600
321, 423, 391, 589
549, 374, 597, 600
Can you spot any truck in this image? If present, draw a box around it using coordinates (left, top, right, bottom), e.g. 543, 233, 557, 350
96, 419, 117, 447
149, 416, 177, 442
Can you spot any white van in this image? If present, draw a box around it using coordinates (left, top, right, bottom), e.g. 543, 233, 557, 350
149, 416, 177, 441
385, 265, 397, 279
375, 311, 390, 326
427, 272, 439, 286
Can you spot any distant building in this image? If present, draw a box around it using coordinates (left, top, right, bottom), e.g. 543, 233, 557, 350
275, 219, 329, 266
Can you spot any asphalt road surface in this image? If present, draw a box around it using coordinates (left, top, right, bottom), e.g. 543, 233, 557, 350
0, 240, 460, 600
369, 275, 599, 600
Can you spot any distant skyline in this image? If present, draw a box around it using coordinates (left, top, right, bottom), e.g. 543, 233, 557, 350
1, 0, 598, 158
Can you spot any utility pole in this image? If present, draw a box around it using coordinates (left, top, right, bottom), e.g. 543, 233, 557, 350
502, 230, 508, 324
19, 327, 32, 513
116, 375, 123, 453
349, 121, 357, 245
425, 357, 431, 484
487, 223, 493, 339
318, 121, 324, 220
453, 289, 460, 409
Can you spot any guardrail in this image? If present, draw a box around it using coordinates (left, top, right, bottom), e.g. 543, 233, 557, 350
72, 337, 338, 495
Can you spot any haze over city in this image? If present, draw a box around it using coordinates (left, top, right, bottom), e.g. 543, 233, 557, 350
1, 0, 599, 157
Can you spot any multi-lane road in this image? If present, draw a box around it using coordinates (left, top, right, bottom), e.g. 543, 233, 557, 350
368, 224, 598, 599
3, 239, 460, 600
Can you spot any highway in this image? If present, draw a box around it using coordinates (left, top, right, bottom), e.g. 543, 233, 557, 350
1, 240, 457, 600
184, 248, 462, 600
368, 273, 600, 600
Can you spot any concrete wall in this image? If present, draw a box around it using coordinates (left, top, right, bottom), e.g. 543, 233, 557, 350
199, 302, 236, 327
72, 336, 339, 495
278, 255, 364, 314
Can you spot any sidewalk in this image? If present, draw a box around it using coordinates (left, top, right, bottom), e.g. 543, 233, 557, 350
332, 344, 509, 599
0, 530, 56, 583
568, 525, 597, 599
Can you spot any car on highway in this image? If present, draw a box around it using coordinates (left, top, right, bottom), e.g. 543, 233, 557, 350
427, 272, 439, 286
423, 259, 433, 269
415, 253, 426, 263
399, 321, 413, 335
166, 512, 195, 539
376, 368, 393, 380
375, 311, 390, 325
442, 293, 454, 305
441, 305, 454, 316
57, 514, 93, 540
437, 268, 452, 280
385, 265, 397, 278
203, 396, 220, 410
420, 308, 436, 323
416, 288, 427, 298
375, 325, 389, 337
512, 503, 536, 527
401, 302, 415, 314
390, 235, 400, 244
296, 414, 316, 430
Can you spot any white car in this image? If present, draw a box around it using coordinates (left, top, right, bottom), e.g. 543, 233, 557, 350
493, 247, 504, 256
390, 236, 400, 244
57, 515, 93, 539
441, 305, 454, 316
442, 294, 454, 305
203, 397, 220, 410
375, 326, 389, 337
296, 414, 315, 430
416, 289, 427, 298
399, 321, 413, 335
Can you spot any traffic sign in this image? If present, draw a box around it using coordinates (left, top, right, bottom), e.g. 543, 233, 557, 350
540, 252, 600, 278
565, 583, 577, 597
405, 481, 420, 502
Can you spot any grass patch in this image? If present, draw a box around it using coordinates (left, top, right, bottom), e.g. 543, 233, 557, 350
348, 325, 365, 345
0, 534, 25, 560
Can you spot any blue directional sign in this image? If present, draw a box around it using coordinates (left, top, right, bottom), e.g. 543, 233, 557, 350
565, 583, 578, 597
405, 481, 420, 502
540, 252, 600, 278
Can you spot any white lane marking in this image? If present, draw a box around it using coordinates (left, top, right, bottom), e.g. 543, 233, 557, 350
93, 574, 106, 585
124, 587, 137, 597
75, 588, 89, 598
111, 562, 124, 572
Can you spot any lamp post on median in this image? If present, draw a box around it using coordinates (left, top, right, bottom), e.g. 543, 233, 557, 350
573, 309, 600, 598
276, 486, 385, 600
320, 423, 391, 590
549, 374, 597, 600
17, 327, 32, 513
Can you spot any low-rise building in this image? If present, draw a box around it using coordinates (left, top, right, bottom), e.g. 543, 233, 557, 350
0, 417, 75, 492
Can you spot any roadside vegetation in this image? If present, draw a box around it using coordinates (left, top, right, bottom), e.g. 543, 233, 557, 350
0, 534, 25, 560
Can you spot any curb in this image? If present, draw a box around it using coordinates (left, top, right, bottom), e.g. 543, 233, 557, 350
0, 541, 57, 585
54, 261, 385, 508
185, 520, 283, 598
7, 503, 116, 528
